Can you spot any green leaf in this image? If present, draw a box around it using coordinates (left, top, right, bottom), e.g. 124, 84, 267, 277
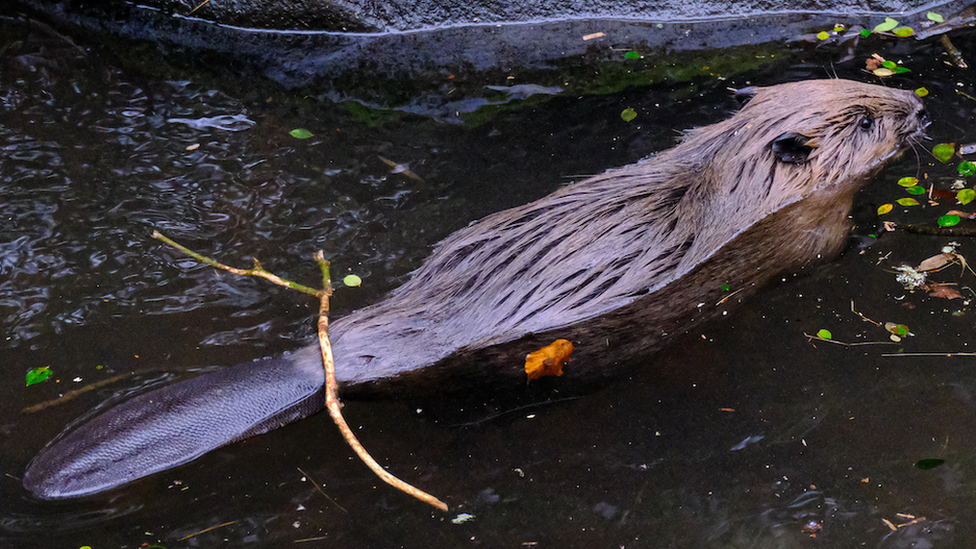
859, 29, 871, 37
959, 188, 976, 205
720, 284, 730, 291
915, 458, 945, 470
886, 323, 910, 336
906, 185, 926, 195
938, 214, 961, 227
927, 12, 944, 23
817, 31, 830, 41
959, 161, 976, 176
893, 26, 914, 38
343, 274, 363, 287
817, 329, 832, 340
26, 366, 52, 386
915, 87, 929, 97
620, 108, 637, 122
897, 176, 919, 187
896, 197, 919, 207
933, 143, 955, 163
893, 66, 911, 74
873, 17, 899, 33
289, 128, 314, 139
881, 60, 897, 69
624, 51, 640, 59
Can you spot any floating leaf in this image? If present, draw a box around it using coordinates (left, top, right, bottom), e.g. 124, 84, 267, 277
897, 176, 919, 187
620, 108, 637, 122
918, 252, 953, 271
915, 458, 945, 470
892, 66, 911, 74
817, 329, 833, 340
906, 185, 926, 195
884, 322, 911, 337
289, 128, 314, 139
720, 284, 730, 291
859, 29, 871, 37
873, 17, 899, 33
624, 51, 640, 59
877, 203, 894, 215
881, 60, 898, 69
959, 161, 976, 176
342, 274, 362, 287
893, 26, 914, 38
959, 188, 976, 205
872, 68, 894, 77
926, 282, 964, 300
915, 87, 929, 97
525, 339, 574, 381
26, 366, 52, 386
933, 143, 955, 163
816, 31, 830, 40
896, 197, 919, 206
927, 12, 944, 23
938, 214, 961, 227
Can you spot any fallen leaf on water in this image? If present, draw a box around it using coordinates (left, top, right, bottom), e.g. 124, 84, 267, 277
873, 17, 899, 33
884, 322, 912, 338
525, 339, 574, 381
26, 366, 53, 386
933, 143, 955, 163
917, 252, 955, 272
922, 283, 964, 300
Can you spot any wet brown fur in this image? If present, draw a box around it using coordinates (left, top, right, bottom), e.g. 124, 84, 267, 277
330, 80, 927, 393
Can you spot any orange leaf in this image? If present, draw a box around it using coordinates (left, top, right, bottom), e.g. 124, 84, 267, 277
525, 339, 574, 381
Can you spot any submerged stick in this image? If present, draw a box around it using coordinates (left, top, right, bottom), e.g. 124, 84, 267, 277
153, 231, 448, 511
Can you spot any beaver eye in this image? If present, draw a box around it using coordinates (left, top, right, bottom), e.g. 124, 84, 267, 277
859, 115, 874, 131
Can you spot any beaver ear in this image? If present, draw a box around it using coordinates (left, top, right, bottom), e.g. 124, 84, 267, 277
770, 132, 815, 164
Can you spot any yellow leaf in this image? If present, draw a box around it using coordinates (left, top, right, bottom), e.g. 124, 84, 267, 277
877, 203, 893, 215
525, 339, 574, 381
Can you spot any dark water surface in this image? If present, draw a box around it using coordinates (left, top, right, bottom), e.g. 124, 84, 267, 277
3, 13, 976, 549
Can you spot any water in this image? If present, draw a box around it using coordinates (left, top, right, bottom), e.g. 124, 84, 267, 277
3, 12, 976, 549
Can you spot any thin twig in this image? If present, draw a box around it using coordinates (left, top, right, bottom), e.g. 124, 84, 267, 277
803, 333, 898, 347
152, 231, 320, 295
21, 375, 129, 414
297, 466, 347, 513
179, 520, 237, 541
881, 352, 976, 357
313, 251, 448, 511
188, 0, 212, 16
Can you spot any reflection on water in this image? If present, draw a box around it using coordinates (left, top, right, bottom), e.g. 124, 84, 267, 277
3, 12, 976, 549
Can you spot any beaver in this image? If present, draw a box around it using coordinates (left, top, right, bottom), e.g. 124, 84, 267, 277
23, 79, 928, 499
